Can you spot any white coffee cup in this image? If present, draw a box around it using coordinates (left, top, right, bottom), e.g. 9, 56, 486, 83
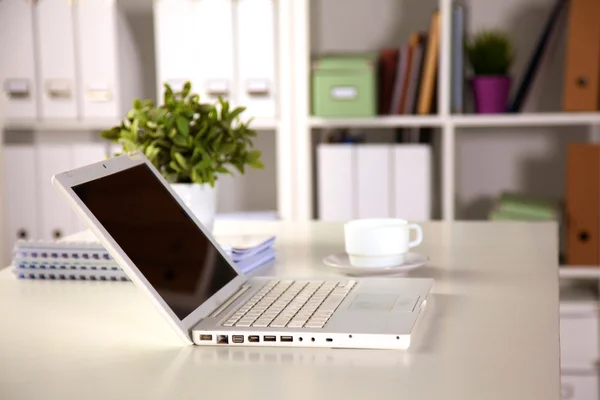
344, 218, 423, 267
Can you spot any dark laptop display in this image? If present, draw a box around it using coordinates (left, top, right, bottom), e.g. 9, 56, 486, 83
72, 163, 238, 319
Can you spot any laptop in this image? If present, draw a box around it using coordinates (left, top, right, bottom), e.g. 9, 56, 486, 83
51, 151, 434, 350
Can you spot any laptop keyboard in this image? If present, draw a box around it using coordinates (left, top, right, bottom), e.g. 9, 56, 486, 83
223, 280, 356, 329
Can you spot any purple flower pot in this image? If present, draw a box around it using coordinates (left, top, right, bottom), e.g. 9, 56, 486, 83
472, 75, 511, 114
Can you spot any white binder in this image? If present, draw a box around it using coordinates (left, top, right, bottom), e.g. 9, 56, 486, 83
317, 144, 354, 221
153, 0, 201, 99
195, 0, 234, 103
356, 145, 391, 218
35, 0, 78, 119
3, 145, 38, 265
71, 143, 109, 231
36, 144, 75, 241
235, 0, 277, 117
392, 144, 432, 221
74, 0, 119, 119
0, 0, 37, 120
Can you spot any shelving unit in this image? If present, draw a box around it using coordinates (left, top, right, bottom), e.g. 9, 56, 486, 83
289, 0, 600, 224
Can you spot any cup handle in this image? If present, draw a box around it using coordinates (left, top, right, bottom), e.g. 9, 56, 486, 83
408, 224, 423, 248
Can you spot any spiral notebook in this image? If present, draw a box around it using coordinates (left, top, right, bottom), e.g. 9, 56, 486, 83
11, 236, 276, 281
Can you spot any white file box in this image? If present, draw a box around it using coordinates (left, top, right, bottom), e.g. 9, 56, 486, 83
317, 144, 354, 221
3, 145, 38, 265
36, 144, 74, 241
392, 144, 432, 221
74, 0, 141, 119
35, 0, 78, 119
0, 0, 38, 120
153, 0, 201, 98
356, 145, 391, 218
235, 0, 277, 117
317, 143, 432, 222
197, 0, 234, 103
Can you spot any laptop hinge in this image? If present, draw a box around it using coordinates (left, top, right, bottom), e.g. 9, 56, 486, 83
209, 285, 250, 318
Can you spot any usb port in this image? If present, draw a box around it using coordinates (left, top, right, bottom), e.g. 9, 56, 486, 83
199, 334, 212, 341
232, 335, 244, 344
263, 335, 276, 342
248, 335, 260, 343
280, 336, 293, 342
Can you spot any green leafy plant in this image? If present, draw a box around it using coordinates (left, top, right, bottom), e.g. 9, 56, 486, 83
100, 81, 263, 187
466, 30, 514, 76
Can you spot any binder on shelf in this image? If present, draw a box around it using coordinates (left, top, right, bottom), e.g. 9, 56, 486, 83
36, 145, 76, 241
75, 0, 141, 119
2, 145, 38, 266
35, 0, 78, 119
153, 0, 201, 100
0, 0, 38, 120
417, 11, 440, 115
235, 0, 277, 118
356, 145, 391, 218
392, 144, 432, 221
565, 143, 600, 266
317, 144, 354, 221
563, 0, 600, 111
197, 0, 234, 104
451, 2, 465, 113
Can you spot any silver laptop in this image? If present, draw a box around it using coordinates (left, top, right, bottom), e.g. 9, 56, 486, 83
51, 151, 433, 350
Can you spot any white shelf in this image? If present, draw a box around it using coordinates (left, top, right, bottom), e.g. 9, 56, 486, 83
4, 119, 120, 132
560, 266, 600, 279
451, 112, 600, 128
3, 117, 278, 132
310, 116, 442, 129
248, 118, 279, 131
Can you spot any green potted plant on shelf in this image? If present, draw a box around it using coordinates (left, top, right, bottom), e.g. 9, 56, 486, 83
465, 29, 514, 114
100, 81, 264, 231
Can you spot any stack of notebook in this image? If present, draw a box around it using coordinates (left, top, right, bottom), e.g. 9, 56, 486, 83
11, 235, 276, 281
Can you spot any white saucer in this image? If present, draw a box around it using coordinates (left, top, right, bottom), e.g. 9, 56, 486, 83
322, 252, 428, 276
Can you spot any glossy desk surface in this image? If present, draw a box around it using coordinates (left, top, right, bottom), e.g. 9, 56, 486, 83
0, 221, 560, 400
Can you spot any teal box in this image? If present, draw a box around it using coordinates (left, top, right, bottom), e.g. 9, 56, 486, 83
311, 53, 378, 118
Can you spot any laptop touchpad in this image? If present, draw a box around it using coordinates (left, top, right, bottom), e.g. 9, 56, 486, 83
348, 294, 419, 312
348, 294, 398, 312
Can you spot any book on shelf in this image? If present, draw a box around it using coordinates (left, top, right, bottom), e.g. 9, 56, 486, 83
11, 236, 276, 281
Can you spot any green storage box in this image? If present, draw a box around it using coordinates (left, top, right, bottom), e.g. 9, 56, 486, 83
311, 53, 378, 118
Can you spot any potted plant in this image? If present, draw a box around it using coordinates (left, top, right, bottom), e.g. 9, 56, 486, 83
465, 30, 514, 114
100, 81, 264, 231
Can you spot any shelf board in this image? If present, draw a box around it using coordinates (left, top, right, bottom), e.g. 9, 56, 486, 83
451, 112, 600, 128
559, 266, 600, 279
310, 116, 442, 129
249, 118, 278, 131
4, 119, 120, 132
3, 117, 279, 132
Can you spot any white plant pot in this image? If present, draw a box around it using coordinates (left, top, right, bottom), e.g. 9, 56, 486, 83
170, 183, 217, 232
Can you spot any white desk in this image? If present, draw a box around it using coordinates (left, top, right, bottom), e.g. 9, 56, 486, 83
0, 221, 560, 400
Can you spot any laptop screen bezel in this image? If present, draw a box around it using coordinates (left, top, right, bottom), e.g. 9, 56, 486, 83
51, 151, 248, 344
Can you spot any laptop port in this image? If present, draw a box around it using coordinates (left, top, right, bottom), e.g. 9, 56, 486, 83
199, 334, 212, 341
217, 335, 229, 344
232, 335, 244, 344
263, 335, 276, 342
280, 336, 293, 342
248, 335, 260, 343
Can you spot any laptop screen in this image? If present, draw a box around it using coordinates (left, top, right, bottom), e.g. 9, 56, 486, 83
72, 163, 239, 320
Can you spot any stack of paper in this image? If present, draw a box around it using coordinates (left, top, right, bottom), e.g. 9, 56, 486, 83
220, 235, 276, 273
11, 236, 276, 281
